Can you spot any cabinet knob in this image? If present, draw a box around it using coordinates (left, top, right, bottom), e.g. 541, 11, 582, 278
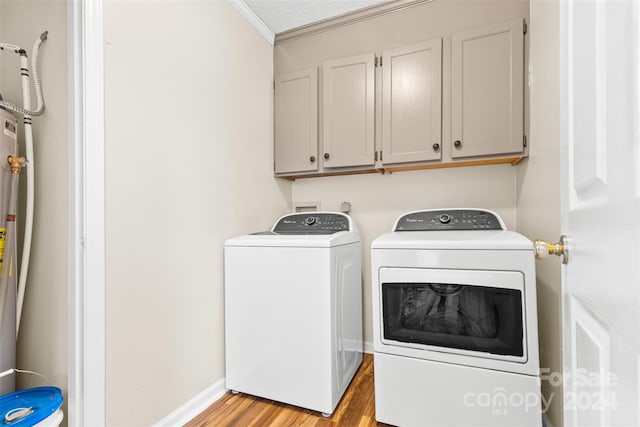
324, 153, 330, 160
432, 143, 440, 152
454, 140, 462, 149
309, 156, 316, 162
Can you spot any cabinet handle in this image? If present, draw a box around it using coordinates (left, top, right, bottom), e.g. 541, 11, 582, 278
324, 153, 330, 160
309, 156, 316, 162
454, 140, 462, 149
432, 143, 440, 152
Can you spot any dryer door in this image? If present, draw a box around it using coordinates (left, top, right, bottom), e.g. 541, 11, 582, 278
378, 268, 527, 364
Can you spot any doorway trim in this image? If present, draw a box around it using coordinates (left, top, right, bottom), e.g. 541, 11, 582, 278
68, 0, 106, 425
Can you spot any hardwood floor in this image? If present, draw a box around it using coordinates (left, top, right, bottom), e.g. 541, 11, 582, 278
185, 354, 391, 426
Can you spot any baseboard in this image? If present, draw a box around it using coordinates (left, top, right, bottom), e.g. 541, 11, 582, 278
153, 378, 226, 427
153, 342, 372, 425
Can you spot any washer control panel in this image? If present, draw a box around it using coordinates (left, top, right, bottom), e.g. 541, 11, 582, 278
394, 209, 504, 231
272, 213, 350, 234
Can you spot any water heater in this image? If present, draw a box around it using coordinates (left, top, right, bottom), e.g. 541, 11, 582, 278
0, 107, 18, 394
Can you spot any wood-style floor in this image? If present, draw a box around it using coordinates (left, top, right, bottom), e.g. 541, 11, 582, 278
185, 354, 391, 426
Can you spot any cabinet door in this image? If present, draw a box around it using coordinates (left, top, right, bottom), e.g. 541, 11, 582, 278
382, 38, 442, 164
322, 53, 375, 168
452, 19, 524, 158
274, 68, 318, 174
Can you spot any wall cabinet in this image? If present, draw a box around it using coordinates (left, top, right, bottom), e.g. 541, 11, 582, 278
381, 38, 443, 165
322, 53, 376, 169
451, 18, 525, 159
274, 17, 526, 178
274, 68, 318, 174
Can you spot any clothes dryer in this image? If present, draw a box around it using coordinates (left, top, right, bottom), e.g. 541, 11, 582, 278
224, 212, 362, 416
371, 209, 541, 427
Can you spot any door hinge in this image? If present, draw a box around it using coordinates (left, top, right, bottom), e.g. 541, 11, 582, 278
523, 135, 528, 148
379, 151, 383, 162
524, 21, 528, 35
374, 151, 378, 161
375, 56, 379, 67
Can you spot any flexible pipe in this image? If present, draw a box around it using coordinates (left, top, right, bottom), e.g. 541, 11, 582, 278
0, 32, 47, 117
15, 33, 46, 335
15, 33, 47, 335
15, 52, 35, 337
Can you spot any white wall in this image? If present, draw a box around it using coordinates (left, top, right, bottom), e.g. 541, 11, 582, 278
0, 0, 68, 416
103, 1, 290, 425
516, 0, 562, 426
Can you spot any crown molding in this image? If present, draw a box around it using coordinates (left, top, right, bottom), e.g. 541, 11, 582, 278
275, 0, 436, 45
229, 0, 275, 46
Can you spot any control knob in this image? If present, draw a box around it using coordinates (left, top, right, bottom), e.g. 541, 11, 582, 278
439, 214, 451, 224
304, 216, 317, 226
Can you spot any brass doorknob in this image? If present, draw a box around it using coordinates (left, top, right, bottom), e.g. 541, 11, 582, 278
534, 235, 569, 264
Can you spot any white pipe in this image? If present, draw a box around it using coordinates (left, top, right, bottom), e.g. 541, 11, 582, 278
16, 107, 35, 339
15, 54, 34, 337
0, 32, 47, 117
0, 369, 14, 379
0, 43, 21, 52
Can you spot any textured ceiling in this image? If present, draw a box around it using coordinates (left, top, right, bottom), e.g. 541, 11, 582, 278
243, 0, 389, 34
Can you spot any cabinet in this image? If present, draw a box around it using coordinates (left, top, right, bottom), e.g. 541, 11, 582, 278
381, 38, 442, 165
274, 68, 318, 174
322, 53, 375, 168
451, 18, 524, 159
273, 17, 527, 178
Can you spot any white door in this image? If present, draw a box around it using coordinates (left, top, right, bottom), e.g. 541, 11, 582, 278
560, 1, 640, 426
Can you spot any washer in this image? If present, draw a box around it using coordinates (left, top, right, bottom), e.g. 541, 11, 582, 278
224, 212, 363, 416
371, 209, 541, 427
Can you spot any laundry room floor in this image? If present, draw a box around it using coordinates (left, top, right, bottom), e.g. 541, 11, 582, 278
186, 354, 391, 426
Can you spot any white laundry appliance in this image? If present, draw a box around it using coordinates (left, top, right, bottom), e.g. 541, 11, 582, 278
371, 209, 541, 427
224, 212, 363, 416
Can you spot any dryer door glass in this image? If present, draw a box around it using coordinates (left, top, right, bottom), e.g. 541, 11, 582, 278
381, 282, 523, 356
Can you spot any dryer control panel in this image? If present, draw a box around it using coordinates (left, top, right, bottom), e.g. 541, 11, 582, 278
394, 209, 505, 231
272, 213, 351, 234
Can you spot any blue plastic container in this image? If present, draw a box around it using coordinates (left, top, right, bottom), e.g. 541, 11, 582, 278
0, 387, 63, 426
